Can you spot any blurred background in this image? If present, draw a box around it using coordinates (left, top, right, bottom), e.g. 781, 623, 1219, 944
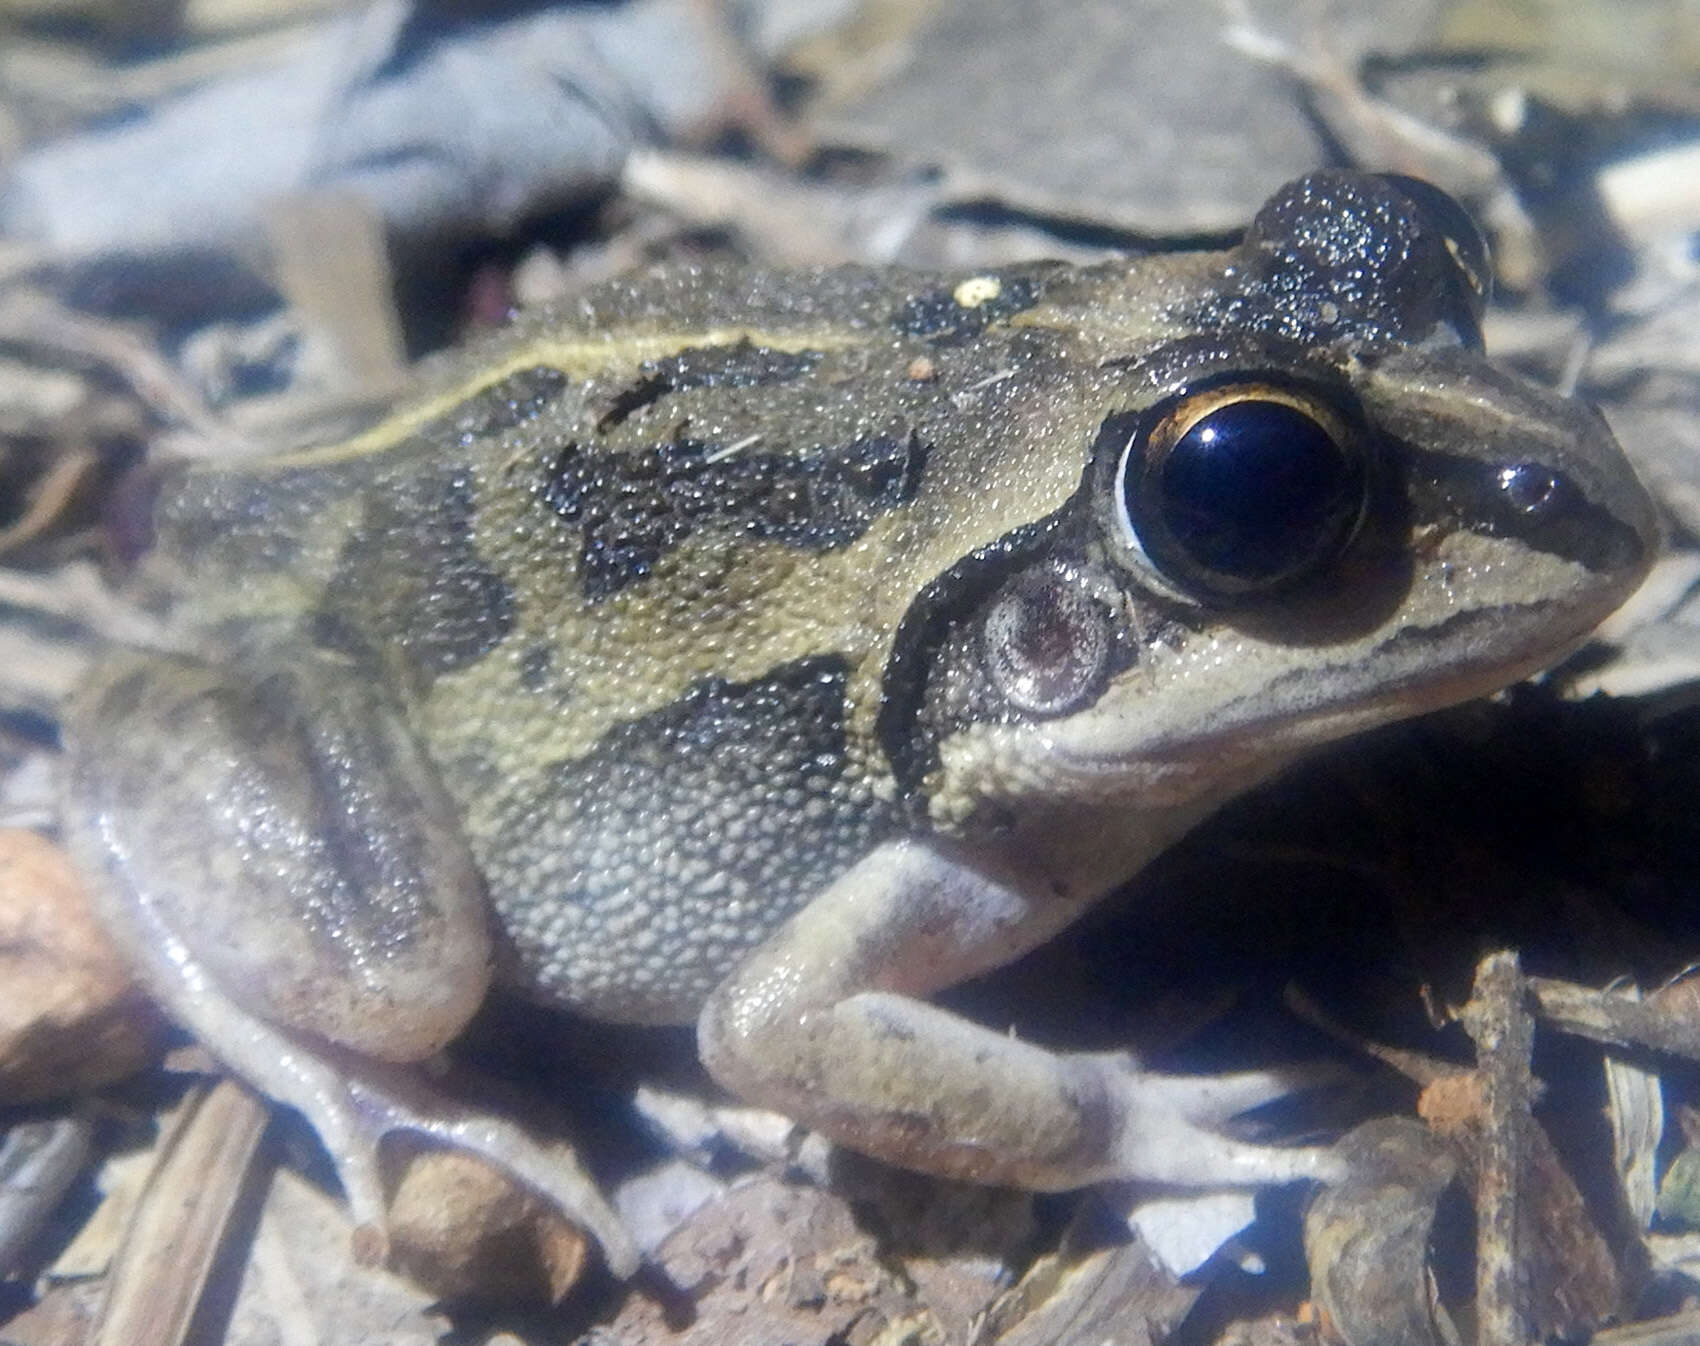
2, 3, 1700, 1344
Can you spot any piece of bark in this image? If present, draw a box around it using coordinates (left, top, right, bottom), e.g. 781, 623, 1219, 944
990, 1225, 1198, 1346
90, 1078, 270, 1346
0, 827, 161, 1104
1304, 1117, 1460, 1346
590, 1173, 938, 1346
1532, 972, 1700, 1062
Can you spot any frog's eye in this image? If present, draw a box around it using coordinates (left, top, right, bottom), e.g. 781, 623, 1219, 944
981, 566, 1111, 717
1115, 382, 1368, 600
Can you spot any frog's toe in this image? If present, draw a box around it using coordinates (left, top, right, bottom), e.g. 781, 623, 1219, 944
1128, 1061, 1344, 1125
336, 1068, 642, 1277
178, 1038, 642, 1277
1105, 1059, 1347, 1188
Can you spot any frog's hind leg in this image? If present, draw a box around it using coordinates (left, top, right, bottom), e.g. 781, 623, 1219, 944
61, 648, 638, 1276
699, 837, 1342, 1193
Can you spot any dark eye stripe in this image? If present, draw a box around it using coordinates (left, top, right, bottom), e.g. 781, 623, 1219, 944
876, 517, 1069, 804
1402, 445, 1648, 577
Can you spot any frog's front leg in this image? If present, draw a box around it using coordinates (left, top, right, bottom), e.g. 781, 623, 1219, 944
700, 837, 1340, 1191
61, 648, 638, 1275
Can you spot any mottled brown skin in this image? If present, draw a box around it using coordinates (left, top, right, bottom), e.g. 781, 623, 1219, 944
63, 173, 1656, 1275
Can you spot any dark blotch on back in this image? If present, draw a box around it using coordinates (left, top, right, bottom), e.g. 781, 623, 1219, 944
597, 341, 822, 431
541, 432, 929, 600
316, 468, 514, 675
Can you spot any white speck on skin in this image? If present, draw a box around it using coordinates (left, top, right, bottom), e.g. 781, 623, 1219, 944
953, 275, 1002, 308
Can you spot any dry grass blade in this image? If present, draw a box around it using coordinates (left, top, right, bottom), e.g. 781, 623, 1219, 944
1591, 1308, 1700, 1344
0, 288, 240, 453
266, 193, 407, 400
0, 446, 96, 557
91, 1078, 269, 1346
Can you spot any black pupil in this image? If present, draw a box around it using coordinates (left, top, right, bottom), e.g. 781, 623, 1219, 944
1155, 399, 1358, 587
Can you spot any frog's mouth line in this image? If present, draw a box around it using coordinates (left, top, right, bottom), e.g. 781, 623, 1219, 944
1044, 594, 1617, 781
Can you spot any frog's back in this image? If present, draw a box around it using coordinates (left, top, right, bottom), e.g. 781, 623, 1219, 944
156, 259, 1114, 646
151, 258, 1135, 1022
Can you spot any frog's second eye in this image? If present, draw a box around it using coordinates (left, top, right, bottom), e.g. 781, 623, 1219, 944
1116, 383, 1368, 600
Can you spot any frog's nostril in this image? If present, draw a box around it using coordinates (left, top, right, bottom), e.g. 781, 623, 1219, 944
1496, 463, 1563, 515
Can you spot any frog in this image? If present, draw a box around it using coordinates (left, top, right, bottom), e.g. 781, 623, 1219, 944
60, 172, 1656, 1278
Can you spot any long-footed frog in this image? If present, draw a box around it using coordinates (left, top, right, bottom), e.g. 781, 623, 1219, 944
62, 173, 1656, 1275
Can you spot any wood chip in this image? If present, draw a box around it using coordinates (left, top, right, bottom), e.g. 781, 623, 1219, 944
0, 827, 159, 1104
90, 1078, 269, 1346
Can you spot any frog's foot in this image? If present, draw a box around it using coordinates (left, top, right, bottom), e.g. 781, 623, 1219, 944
1096, 1058, 1345, 1188
332, 1059, 642, 1276
159, 982, 639, 1276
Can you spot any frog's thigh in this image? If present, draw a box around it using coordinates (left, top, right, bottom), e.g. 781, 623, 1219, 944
700, 838, 1338, 1191
63, 648, 491, 1063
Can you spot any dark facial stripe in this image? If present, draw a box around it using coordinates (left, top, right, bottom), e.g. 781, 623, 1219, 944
876, 514, 1074, 806
1403, 444, 1648, 578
